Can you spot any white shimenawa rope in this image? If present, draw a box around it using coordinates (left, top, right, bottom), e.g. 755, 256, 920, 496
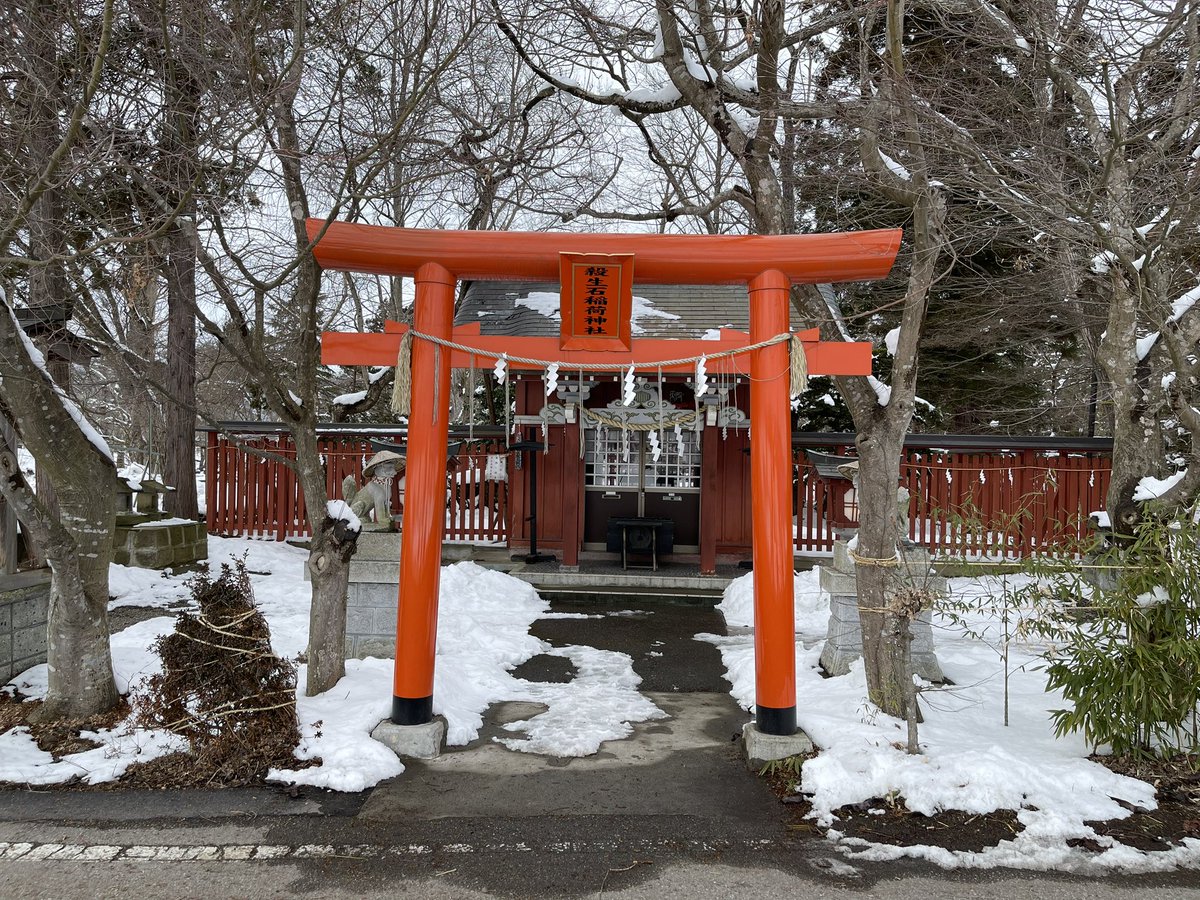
403, 328, 793, 371
391, 328, 811, 417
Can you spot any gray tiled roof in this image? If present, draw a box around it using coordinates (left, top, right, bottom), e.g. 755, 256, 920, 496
459, 281, 807, 339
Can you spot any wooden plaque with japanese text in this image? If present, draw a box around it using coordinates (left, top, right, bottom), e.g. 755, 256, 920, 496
559, 252, 634, 351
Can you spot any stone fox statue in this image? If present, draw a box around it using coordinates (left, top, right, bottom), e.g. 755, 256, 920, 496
342, 450, 404, 531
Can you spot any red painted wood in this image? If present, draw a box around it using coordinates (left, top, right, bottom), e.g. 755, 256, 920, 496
323, 326, 874, 376
700, 424, 720, 574
306, 219, 903, 286
206, 429, 1112, 557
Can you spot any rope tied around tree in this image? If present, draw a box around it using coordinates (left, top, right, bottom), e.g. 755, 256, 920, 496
848, 546, 902, 568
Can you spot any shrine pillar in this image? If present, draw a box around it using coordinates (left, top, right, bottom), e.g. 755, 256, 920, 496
391, 262, 455, 725
748, 270, 797, 736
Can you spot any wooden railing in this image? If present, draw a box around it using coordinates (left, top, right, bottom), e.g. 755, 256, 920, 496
793, 435, 1113, 558
204, 427, 509, 543
203, 425, 1113, 558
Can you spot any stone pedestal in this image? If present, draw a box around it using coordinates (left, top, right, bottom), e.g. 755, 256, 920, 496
742, 722, 814, 769
345, 531, 403, 659
0, 571, 50, 682
371, 716, 446, 760
819, 539, 945, 682
113, 519, 208, 570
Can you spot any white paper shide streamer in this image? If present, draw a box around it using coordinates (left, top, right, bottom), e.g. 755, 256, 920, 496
695, 356, 709, 398
648, 429, 662, 462
493, 355, 508, 385
544, 362, 559, 397
622, 366, 637, 406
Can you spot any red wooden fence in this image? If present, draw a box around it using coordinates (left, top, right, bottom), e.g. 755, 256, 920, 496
205, 428, 1112, 558
794, 443, 1112, 558
205, 431, 509, 544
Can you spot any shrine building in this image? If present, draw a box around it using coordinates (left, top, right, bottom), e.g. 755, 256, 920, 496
459, 280, 810, 575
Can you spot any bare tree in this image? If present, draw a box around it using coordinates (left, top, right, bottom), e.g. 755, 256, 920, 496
0, 0, 121, 719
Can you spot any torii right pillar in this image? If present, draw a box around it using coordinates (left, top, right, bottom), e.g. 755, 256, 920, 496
748, 270, 798, 738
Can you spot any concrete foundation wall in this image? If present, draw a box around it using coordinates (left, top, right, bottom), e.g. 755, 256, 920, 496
0, 572, 50, 682
113, 521, 208, 570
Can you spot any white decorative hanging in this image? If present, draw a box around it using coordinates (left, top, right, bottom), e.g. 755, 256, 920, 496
648, 429, 662, 462
622, 365, 637, 406
544, 362, 559, 397
674, 422, 685, 456
695, 356, 709, 398
493, 354, 508, 385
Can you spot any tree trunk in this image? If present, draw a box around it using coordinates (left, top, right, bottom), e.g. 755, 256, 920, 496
0, 310, 119, 721
292, 427, 355, 695
163, 223, 199, 518
305, 514, 356, 694
853, 427, 912, 719
0, 415, 19, 574
1099, 271, 1162, 534
160, 7, 200, 520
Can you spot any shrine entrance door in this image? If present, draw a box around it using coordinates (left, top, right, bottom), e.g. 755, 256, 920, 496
582, 380, 701, 553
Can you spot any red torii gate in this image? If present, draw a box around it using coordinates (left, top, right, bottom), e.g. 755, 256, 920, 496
314, 220, 900, 740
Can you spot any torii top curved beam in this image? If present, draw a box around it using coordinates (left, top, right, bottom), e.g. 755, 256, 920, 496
305, 220, 902, 286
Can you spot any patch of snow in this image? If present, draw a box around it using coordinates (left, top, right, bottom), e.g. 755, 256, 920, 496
1133, 586, 1169, 608
867, 375, 892, 406
630, 295, 681, 335
494, 644, 666, 756
368, 367, 389, 384
108, 563, 192, 610
879, 151, 911, 181
287, 390, 304, 407
1168, 283, 1200, 324
333, 389, 368, 407
700, 573, 1192, 872
1132, 469, 1187, 501
1089, 510, 1111, 528
715, 569, 831, 636
623, 83, 681, 104
325, 500, 362, 533
515, 291, 562, 320
1135, 332, 1160, 361
884, 327, 900, 356
117, 462, 146, 491
9, 308, 113, 462
271, 659, 402, 792
1090, 251, 1116, 274
132, 517, 197, 528
16, 447, 35, 478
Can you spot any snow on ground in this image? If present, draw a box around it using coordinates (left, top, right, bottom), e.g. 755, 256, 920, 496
3, 537, 664, 792
1, 612, 186, 785
716, 567, 831, 636
703, 569, 1200, 873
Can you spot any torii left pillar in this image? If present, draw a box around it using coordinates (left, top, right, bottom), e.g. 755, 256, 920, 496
391, 263, 455, 725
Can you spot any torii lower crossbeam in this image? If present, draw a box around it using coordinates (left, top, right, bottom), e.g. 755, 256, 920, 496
313, 220, 898, 739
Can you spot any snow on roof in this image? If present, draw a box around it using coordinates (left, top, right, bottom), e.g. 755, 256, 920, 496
461, 282, 805, 341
